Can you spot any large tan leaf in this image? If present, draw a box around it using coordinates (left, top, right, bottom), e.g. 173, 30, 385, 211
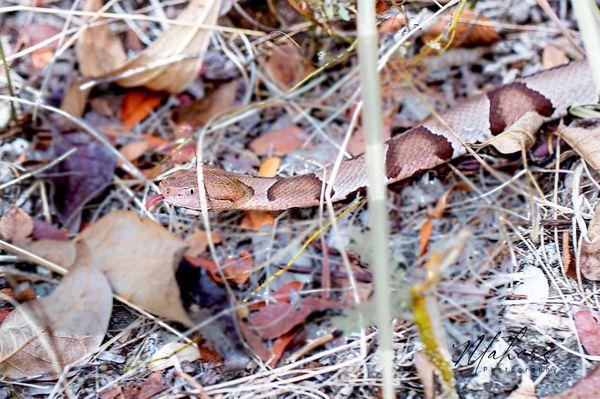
78, 211, 192, 325
77, 0, 221, 93
75, 0, 127, 78
557, 124, 600, 170
0, 259, 112, 379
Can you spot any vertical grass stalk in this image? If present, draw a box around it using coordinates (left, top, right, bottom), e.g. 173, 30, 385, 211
356, 1, 395, 398
0, 39, 17, 122
572, 0, 600, 92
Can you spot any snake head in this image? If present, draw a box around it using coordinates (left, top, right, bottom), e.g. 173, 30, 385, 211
159, 166, 254, 211
158, 169, 203, 210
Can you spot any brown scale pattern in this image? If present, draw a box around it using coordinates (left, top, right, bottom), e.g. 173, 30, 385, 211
267, 173, 323, 202
486, 82, 554, 134
385, 126, 453, 179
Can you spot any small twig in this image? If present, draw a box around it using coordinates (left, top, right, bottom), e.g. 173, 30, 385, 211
0, 39, 17, 122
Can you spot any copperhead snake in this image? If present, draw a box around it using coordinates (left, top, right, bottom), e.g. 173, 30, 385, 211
157, 60, 598, 212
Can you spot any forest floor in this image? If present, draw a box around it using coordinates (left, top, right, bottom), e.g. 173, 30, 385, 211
1, 0, 599, 398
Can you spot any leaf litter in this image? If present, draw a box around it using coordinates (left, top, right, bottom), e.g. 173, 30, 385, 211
2, 0, 600, 397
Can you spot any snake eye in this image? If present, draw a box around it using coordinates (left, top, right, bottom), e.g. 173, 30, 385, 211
189, 188, 195, 195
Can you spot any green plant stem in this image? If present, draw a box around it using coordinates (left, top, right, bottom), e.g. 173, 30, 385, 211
356, 1, 395, 398
0, 39, 17, 122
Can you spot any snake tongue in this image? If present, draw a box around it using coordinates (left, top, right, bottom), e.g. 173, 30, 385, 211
146, 194, 165, 211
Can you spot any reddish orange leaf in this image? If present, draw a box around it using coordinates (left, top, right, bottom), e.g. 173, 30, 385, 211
248, 281, 304, 311
267, 329, 298, 367
419, 219, 433, 257
574, 310, 600, 356
120, 90, 164, 129
258, 157, 281, 177
249, 298, 339, 340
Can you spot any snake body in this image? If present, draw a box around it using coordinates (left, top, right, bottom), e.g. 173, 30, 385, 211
159, 61, 598, 211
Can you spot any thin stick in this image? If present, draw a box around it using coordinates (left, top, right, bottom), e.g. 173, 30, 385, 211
356, 1, 394, 398
0, 5, 263, 37
0, 39, 17, 122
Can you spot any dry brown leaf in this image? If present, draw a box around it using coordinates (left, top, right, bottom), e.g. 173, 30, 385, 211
120, 140, 150, 162
174, 80, 238, 130
263, 43, 315, 89
484, 112, 544, 154
78, 211, 191, 325
557, 124, 600, 170
542, 43, 569, 70
60, 80, 91, 117
27, 239, 77, 269
112, 0, 222, 93
77, 0, 220, 93
0, 259, 112, 379
184, 230, 222, 258
249, 124, 310, 156
76, 0, 127, 78
580, 202, 600, 281
0, 206, 34, 246
422, 8, 500, 48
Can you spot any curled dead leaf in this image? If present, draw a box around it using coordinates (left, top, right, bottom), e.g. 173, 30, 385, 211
484, 112, 544, 154
0, 260, 112, 379
78, 210, 192, 326
557, 124, 600, 170
77, 0, 221, 93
